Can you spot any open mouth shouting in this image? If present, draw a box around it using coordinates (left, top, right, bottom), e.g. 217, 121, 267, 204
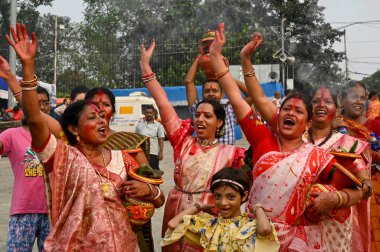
283, 117, 296, 129
97, 127, 107, 137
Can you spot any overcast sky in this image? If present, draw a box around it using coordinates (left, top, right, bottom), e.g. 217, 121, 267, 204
38, 0, 380, 81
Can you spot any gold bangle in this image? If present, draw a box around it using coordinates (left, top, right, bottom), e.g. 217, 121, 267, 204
251, 204, 264, 215
215, 68, 229, 79
13, 91, 22, 97
243, 69, 256, 77
335, 191, 344, 207
20, 74, 38, 84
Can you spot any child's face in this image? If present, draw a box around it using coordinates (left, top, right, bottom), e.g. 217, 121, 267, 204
213, 185, 248, 219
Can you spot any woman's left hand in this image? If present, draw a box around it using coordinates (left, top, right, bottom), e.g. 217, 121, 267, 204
123, 180, 151, 198
308, 192, 337, 214
209, 23, 225, 57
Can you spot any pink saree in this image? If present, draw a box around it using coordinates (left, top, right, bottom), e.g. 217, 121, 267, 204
36, 134, 139, 252
161, 114, 245, 252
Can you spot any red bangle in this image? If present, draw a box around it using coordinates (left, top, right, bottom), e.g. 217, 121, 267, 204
142, 73, 154, 79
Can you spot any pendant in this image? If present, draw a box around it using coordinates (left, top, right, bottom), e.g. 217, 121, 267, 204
187, 194, 192, 204
174, 158, 181, 173
101, 183, 110, 197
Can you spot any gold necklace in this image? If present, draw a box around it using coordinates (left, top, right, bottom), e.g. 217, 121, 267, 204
278, 138, 304, 153
98, 148, 111, 197
196, 138, 217, 147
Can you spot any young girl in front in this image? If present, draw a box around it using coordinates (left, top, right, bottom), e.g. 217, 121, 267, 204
161, 168, 280, 252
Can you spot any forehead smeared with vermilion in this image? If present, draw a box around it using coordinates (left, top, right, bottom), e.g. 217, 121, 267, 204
86, 100, 100, 112
283, 97, 306, 110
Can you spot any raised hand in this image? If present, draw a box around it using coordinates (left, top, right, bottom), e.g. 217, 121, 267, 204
0, 55, 13, 80
240, 32, 263, 58
140, 38, 155, 68
5, 23, 37, 65
209, 23, 225, 56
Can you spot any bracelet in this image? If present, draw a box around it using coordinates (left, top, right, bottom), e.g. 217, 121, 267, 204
215, 68, 229, 79
243, 69, 256, 77
361, 178, 373, 198
146, 183, 154, 196
194, 203, 202, 212
251, 204, 264, 215
142, 76, 156, 83
13, 91, 22, 97
20, 74, 38, 84
22, 86, 38, 91
142, 73, 155, 79
144, 184, 157, 200
335, 191, 344, 207
152, 186, 162, 200
340, 190, 350, 206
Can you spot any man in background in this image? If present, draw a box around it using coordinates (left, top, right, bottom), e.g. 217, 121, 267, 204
135, 105, 165, 170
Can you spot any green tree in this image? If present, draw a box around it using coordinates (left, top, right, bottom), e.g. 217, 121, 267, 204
0, 0, 53, 61
362, 70, 380, 93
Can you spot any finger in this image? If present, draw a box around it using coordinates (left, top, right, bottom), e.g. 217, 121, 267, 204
22, 24, 29, 41
310, 192, 320, 197
16, 23, 23, 41
218, 23, 225, 41
31, 32, 38, 48
5, 34, 16, 48
9, 26, 18, 43
140, 44, 146, 53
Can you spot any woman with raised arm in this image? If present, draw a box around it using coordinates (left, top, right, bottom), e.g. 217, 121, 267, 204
6, 23, 164, 251
140, 39, 245, 252
239, 32, 371, 251
209, 23, 363, 251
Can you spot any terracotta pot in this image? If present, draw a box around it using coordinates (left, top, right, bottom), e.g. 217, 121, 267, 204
199, 53, 229, 80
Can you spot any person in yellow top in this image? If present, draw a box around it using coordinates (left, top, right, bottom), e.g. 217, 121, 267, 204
161, 168, 280, 252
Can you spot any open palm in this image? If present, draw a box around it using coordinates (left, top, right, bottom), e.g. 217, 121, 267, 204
6, 23, 37, 64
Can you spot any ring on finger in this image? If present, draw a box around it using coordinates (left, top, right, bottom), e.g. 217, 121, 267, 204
126, 186, 130, 191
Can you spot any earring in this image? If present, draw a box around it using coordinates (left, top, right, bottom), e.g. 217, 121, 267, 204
76, 134, 80, 143
216, 128, 220, 136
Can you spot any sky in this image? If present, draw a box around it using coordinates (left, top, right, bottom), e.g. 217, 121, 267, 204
37, 0, 380, 81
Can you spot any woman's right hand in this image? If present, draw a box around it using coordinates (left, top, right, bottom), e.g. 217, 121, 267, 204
5, 23, 37, 65
240, 32, 263, 58
0, 55, 13, 80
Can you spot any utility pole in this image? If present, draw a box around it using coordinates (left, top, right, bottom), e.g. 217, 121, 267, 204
343, 29, 349, 80
54, 15, 58, 84
8, 0, 17, 109
281, 18, 286, 89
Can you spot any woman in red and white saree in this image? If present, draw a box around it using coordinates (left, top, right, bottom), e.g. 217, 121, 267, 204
139, 40, 245, 252
209, 23, 360, 251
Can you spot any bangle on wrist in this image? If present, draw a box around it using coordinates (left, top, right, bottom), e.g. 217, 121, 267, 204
194, 203, 202, 212
13, 91, 22, 97
152, 186, 161, 200
251, 204, 264, 215
215, 68, 229, 79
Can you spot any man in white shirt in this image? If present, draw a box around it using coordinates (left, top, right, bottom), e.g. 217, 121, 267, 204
135, 105, 165, 170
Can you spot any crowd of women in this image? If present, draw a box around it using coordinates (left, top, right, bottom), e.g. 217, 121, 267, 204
2, 22, 380, 251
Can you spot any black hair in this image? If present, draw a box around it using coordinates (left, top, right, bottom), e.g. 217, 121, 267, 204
21, 115, 27, 126
85, 87, 116, 113
210, 168, 250, 200
202, 79, 223, 93
37, 86, 50, 101
284, 89, 291, 96
368, 91, 378, 100
280, 91, 313, 121
13, 106, 19, 112
144, 105, 155, 113
70, 85, 89, 101
60, 100, 88, 145
310, 86, 338, 107
340, 80, 367, 99
196, 99, 226, 138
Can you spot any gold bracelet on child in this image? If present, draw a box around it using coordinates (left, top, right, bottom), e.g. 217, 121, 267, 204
243, 69, 256, 77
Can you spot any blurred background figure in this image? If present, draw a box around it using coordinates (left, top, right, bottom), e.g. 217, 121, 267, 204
366, 91, 380, 120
